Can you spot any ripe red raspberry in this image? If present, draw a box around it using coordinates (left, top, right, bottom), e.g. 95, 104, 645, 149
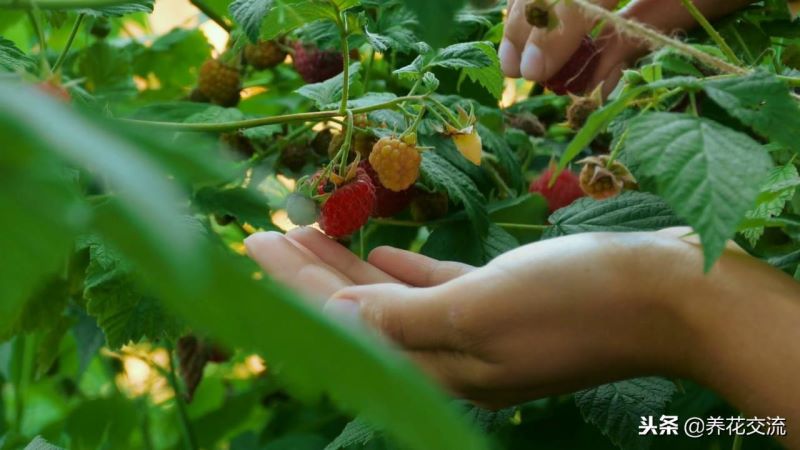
318, 168, 376, 237
198, 59, 241, 107
542, 36, 599, 95
292, 42, 345, 83
529, 165, 585, 213
369, 137, 422, 192
360, 161, 415, 218
244, 40, 287, 70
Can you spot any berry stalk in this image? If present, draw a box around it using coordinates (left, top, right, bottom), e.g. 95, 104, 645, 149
52, 13, 84, 73
122, 95, 428, 132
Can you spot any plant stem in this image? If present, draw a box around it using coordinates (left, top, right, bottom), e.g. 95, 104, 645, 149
494, 222, 550, 231
122, 95, 427, 132
339, 110, 354, 174
165, 341, 199, 450
401, 105, 426, 137
52, 13, 84, 73
189, 0, 231, 32
688, 91, 699, 116
678, 0, 742, 66
363, 48, 376, 89
339, 34, 351, 115
605, 127, 629, 167
28, 9, 50, 74
572, 0, 747, 76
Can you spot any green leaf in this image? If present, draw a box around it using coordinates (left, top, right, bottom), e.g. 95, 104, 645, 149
326, 417, 379, 450
296, 62, 361, 109
65, 396, 139, 450
0, 36, 34, 72
544, 192, 684, 238
259, 0, 339, 41
77, 41, 136, 99
742, 163, 800, 245
461, 42, 503, 99
78, 0, 153, 16
194, 186, 276, 230
430, 41, 493, 70
82, 237, 181, 349
422, 223, 517, 265
626, 112, 773, 270
229, 0, 273, 42
702, 71, 800, 152
575, 378, 677, 450
24, 436, 64, 450
401, 0, 465, 47
420, 151, 489, 236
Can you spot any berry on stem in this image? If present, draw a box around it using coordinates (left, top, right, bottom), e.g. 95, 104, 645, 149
360, 161, 415, 218
369, 137, 422, 192
245, 40, 287, 70
578, 155, 637, 200
198, 59, 241, 107
292, 42, 345, 83
529, 164, 585, 213
410, 192, 449, 222
318, 167, 376, 237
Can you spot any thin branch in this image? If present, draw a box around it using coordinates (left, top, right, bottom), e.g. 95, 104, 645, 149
678, 0, 743, 66
121, 95, 427, 132
52, 13, 84, 73
189, 0, 232, 33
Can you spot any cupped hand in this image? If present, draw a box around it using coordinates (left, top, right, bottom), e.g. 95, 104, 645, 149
245, 227, 703, 408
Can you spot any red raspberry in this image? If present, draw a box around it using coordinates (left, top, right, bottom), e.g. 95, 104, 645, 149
292, 42, 345, 83
529, 165, 585, 213
318, 168, 376, 237
198, 59, 241, 107
542, 36, 599, 95
360, 161, 415, 218
244, 40, 287, 70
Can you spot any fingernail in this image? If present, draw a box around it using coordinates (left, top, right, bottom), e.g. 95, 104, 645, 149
499, 38, 520, 76
324, 299, 361, 325
520, 43, 545, 81
243, 231, 279, 255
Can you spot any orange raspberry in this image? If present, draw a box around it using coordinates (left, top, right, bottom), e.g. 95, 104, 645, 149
368, 137, 422, 192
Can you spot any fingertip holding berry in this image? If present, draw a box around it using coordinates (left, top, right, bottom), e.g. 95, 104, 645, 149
542, 36, 599, 95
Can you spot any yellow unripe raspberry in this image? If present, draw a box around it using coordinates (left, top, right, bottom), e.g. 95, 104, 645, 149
369, 137, 422, 192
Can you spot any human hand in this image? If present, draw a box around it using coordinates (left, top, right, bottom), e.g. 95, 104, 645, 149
501, 0, 754, 96
246, 227, 800, 446
245, 227, 701, 407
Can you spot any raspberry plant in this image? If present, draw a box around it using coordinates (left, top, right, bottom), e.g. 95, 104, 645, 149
0, 0, 798, 449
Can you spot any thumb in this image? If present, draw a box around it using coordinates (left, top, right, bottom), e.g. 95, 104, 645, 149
324, 284, 457, 351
